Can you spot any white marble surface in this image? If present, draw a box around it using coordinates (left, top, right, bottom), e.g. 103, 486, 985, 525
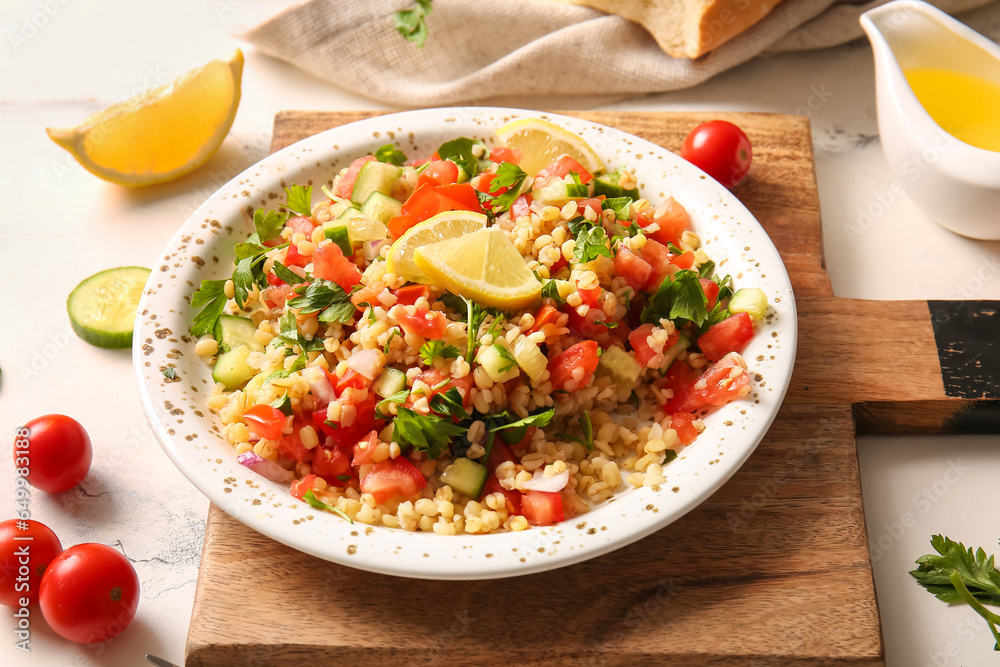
1, 1, 998, 665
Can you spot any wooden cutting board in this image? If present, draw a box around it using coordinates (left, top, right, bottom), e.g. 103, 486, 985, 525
185, 111, 999, 666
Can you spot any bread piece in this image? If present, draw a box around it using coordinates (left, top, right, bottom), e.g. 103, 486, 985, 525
564, 0, 788, 58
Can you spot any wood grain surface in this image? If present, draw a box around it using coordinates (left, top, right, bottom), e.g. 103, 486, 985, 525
184, 110, 987, 666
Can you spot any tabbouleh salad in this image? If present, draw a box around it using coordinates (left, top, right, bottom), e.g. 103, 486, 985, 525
189, 119, 767, 534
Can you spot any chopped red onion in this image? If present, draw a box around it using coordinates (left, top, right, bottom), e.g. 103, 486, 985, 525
521, 469, 569, 493
346, 348, 386, 380
237, 451, 294, 483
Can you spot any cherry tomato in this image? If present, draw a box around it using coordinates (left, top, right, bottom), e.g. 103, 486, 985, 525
680, 120, 753, 188
16, 415, 92, 493
39, 543, 140, 644
0, 519, 63, 607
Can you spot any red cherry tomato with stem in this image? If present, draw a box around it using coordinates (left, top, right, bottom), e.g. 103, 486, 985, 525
0, 519, 63, 606
680, 120, 753, 189
16, 415, 92, 493
39, 543, 140, 644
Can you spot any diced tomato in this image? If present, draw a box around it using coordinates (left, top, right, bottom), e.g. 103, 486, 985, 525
520, 490, 564, 526
577, 284, 601, 308
549, 253, 568, 276
548, 340, 600, 391
333, 156, 376, 199
284, 242, 310, 268
475, 172, 503, 195
352, 430, 380, 466
387, 213, 418, 239
489, 146, 522, 164
671, 412, 698, 445
637, 196, 690, 247
511, 193, 532, 219
409, 369, 474, 407
267, 271, 286, 287
615, 246, 652, 292
360, 456, 426, 503
311, 442, 353, 485
536, 155, 593, 184
486, 440, 516, 474
563, 305, 609, 339
435, 182, 482, 212
314, 392, 382, 450
639, 239, 672, 292
393, 284, 430, 306
243, 405, 286, 442
395, 305, 448, 340
424, 160, 459, 185
670, 251, 696, 270
576, 197, 602, 218
628, 324, 658, 368
263, 283, 294, 309
698, 312, 754, 362
334, 368, 369, 395
481, 476, 522, 515
528, 304, 560, 335
285, 215, 316, 236
401, 183, 443, 221
278, 423, 314, 464
504, 426, 537, 459
312, 242, 362, 292
351, 283, 382, 308
700, 278, 720, 311
659, 361, 700, 414
290, 474, 317, 500
679, 352, 751, 412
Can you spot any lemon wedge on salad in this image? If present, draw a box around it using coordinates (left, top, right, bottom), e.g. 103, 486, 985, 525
495, 117, 604, 177
46, 50, 244, 187
386, 210, 488, 284
414, 227, 542, 310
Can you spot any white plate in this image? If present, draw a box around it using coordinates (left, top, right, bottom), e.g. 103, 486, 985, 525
133, 107, 797, 580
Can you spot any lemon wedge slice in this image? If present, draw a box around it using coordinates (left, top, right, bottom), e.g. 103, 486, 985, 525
386, 210, 488, 283
46, 50, 244, 187
414, 227, 542, 310
495, 117, 605, 177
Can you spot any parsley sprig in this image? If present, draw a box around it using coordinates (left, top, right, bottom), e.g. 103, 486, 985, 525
483, 162, 528, 213
419, 340, 461, 366
393, 0, 433, 48
286, 279, 356, 323
375, 144, 407, 166
912, 535, 1000, 650
393, 406, 467, 459
303, 490, 353, 523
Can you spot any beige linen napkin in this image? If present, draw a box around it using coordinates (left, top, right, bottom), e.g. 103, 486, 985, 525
239, 0, 998, 106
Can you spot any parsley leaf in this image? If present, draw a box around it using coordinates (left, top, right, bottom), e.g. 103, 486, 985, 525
641, 269, 708, 326
190, 279, 228, 337
572, 225, 613, 264
436, 137, 486, 178
419, 340, 461, 366
555, 410, 594, 451
541, 280, 567, 304
275, 310, 325, 352
393, 406, 466, 459
287, 279, 355, 324
492, 408, 554, 444
253, 207, 288, 243
489, 162, 528, 213
383, 329, 400, 356
284, 184, 313, 216
603, 196, 634, 221
460, 295, 502, 365
272, 261, 307, 286
302, 490, 353, 523
162, 367, 176, 380
428, 387, 470, 421
375, 387, 410, 418
375, 144, 407, 166
698, 259, 716, 279
393, 0, 433, 48
493, 343, 517, 373
232, 239, 278, 309
911, 535, 1000, 650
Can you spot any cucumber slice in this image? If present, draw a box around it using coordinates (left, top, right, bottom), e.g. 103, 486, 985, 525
478, 343, 519, 383
532, 182, 589, 204
595, 345, 641, 390
373, 366, 407, 398
729, 288, 768, 321
212, 345, 256, 391
336, 206, 362, 220
67, 266, 151, 349
324, 224, 353, 256
350, 161, 402, 205
593, 169, 639, 199
440, 457, 488, 498
215, 314, 263, 354
361, 191, 403, 225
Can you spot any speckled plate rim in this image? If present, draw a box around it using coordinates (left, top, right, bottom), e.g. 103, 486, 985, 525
133, 107, 797, 580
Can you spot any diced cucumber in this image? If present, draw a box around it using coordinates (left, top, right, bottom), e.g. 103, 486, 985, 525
455, 162, 471, 183
324, 224, 353, 256
728, 288, 768, 321
595, 345, 641, 390
593, 169, 639, 199
662, 333, 691, 370
440, 457, 488, 498
373, 366, 407, 398
215, 314, 264, 354
212, 345, 256, 391
270, 394, 293, 416
336, 206, 362, 220
361, 191, 403, 225
532, 181, 589, 205
511, 336, 547, 383
478, 343, 520, 383
350, 161, 402, 205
